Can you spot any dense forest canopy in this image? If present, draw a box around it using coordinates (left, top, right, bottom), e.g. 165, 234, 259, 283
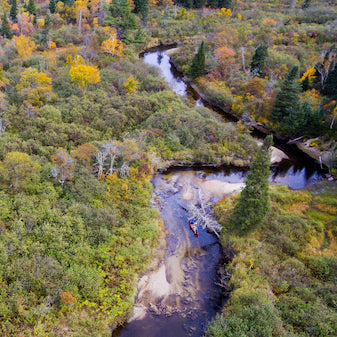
0, 0, 336, 336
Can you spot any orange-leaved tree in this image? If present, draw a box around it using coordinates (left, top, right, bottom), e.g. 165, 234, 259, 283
51, 149, 75, 188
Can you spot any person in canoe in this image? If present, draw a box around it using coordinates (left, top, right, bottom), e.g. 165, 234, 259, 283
189, 219, 199, 236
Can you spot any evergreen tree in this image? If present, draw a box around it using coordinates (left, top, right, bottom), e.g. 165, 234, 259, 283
0, 13, 13, 39
107, 0, 137, 33
218, 0, 232, 8
133, 0, 149, 21
302, 0, 312, 9
323, 66, 337, 98
49, 0, 56, 14
10, 0, 18, 22
195, 0, 207, 9
271, 65, 301, 123
250, 44, 268, 77
189, 41, 205, 79
229, 135, 273, 234
27, 0, 37, 17
41, 14, 52, 47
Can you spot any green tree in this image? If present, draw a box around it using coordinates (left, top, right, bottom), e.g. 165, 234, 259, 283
323, 66, 337, 98
0, 152, 41, 193
271, 65, 301, 124
250, 44, 268, 77
189, 41, 205, 79
133, 0, 149, 21
0, 13, 13, 39
27, 0, 37, 17
10, 0, 18, 22
229, 135, 273, 234
49, 0, 56, 13
107, 0, 137, 33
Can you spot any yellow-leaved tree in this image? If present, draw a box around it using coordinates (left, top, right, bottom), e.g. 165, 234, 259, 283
101, 28, 124, 57
16, 68, 52, 107
69, 64, 100, 93
123, 76, 139, 94
13, 35, 36, 65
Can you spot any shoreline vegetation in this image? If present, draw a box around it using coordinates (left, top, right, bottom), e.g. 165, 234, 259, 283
0, 0, 336, 336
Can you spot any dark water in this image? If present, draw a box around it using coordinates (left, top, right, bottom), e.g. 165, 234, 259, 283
114, 48, 325, 337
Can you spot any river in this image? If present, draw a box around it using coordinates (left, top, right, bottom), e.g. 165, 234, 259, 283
114, 47, 325, 337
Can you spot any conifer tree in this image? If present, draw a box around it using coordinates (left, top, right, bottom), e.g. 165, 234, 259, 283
0, 13, 13, 39
250, 44, 268, 77
218, 0, 232, 8
134, 0, 149, 21
323, 67, 337, 98
271, 65, 301, 123
229, 135, 273, 234
10, 0, 18, 22
27, 0, 37, 17
49, 0, 56, 14
189, 41, 205, 79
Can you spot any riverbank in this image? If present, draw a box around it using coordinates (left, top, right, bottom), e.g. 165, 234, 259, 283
208, 182, 337, 336
158, 46, 330, 170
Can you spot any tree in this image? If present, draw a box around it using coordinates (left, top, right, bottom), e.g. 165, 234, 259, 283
40, 14, 52, 47
69, 64, 100, 93
51, 149, 75, 188
27, 0, 37, 17
71, 143, 98, 167
107, 0, 137, 35
271, 65, 301, 124
250, 44, 268, 77
75, 0, 89, 34
13, 35, 36, 65
0, 92, 8, 136
0, 152, 41, 193
10, 0, 18, 22
133, 0, 149, 21
189, 41, 205, 79
0, 13, 13, 39
322, 66, 337, 98
101, 29, 125, 56
49, 0, 56, 13
229, 135, 272, 234
16, 67, 52, 107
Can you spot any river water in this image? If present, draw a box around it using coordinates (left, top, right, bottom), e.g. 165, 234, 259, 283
114, 48, 325, 337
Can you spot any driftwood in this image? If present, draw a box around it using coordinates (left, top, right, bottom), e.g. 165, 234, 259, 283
287, 136, 304, 144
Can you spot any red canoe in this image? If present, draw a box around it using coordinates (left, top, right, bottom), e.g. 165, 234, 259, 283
189, 220, 199, 236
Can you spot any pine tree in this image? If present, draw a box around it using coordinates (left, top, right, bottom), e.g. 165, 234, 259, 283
27, 0, 37, 16
271, 65, 301, 123
49, 0, 56, 14
250, 44, 268, 77
189, 41, 205, 79
323, 67, 337, 98
10, 0, 18, 22
229, 135, 273, 234
41, 14, 52, 47
195, 0, 207, 9
0, 13, 13, 39
134, 0, 149, 21
218, 0, 232, 8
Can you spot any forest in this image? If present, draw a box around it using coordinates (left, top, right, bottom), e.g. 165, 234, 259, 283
0, 0, 336, 335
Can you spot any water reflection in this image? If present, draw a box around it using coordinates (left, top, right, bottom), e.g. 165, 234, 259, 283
143, 51, 187, 96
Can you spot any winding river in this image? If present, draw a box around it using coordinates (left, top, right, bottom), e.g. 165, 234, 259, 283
114, 48, 326, 337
